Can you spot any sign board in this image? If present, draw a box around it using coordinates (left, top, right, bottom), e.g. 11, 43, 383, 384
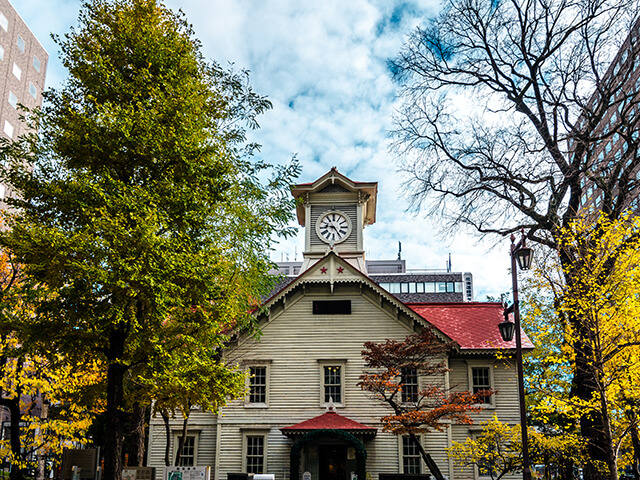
165, 466, 211, 480
62, 448, 101, 480
122, 467, 156, 480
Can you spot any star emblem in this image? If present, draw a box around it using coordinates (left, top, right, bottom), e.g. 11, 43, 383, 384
320, 267, 327, 274
337, 267, 344, 274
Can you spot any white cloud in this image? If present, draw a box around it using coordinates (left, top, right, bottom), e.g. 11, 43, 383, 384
16, 0, 516, 300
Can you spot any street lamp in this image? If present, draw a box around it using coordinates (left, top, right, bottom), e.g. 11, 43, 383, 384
499, 231, 533, 480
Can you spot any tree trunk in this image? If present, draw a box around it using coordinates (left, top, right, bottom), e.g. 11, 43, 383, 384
409, 432, 445, 480
128, 404, 147, 467
630, 421, 640, 480
103, 327, 128, 480
174, 414, 190, 466
161, 411, 171, 467
560, 251, 615, 480
7, 396, 22, 480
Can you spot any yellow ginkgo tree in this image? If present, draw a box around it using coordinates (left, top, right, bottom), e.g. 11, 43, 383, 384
522, 213, 640, 479
0, 246, 104, 480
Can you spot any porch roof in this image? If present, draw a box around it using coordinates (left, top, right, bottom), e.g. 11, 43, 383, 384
280, 411, 377, 437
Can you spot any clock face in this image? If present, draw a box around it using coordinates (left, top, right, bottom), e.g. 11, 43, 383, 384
316, 211, 352, 244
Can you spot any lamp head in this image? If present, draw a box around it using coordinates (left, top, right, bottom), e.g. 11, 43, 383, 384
515, 246, 533, 270
499, 318, 516, 342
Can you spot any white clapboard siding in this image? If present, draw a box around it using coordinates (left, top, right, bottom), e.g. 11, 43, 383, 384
147, 278, 524, 480
147, 411, 218, 471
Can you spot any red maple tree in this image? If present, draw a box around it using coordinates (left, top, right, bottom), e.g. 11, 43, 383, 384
358, 328, 492, 480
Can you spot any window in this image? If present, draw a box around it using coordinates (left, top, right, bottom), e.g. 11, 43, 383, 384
0, 45, 4, 61
246, 435, 265, 474
313, 300, 351, 314
324, 365, 342, 403
12, 63, 20, 80
8, 91, 16, 109
29, 83, 36, 99
475, 433, 497, 479
0, 12, 7, 31
33, 55, 41, 72
3, 120, 13, 139
471, 366, 492, 404
401, 368, 418, 403
402, 436, 421, 474
176, 435, 196, 466
0, 185, 5, 200
16, 34, 24, 53
248, 366, 267, 404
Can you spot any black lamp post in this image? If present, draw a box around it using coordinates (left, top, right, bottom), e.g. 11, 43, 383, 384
499, 231, 533, 480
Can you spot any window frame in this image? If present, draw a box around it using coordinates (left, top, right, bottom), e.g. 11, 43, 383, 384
468, 364, 495, 407
472, 431, 498, 480
400, 367, 419, 404
11, 63, 21, 81
16, 34, 25, 53
171, 432, 199, 467
318, 360, 346, 407
243, 360, 271, 408
400, 435, 423, 474
243, 432, 267, 474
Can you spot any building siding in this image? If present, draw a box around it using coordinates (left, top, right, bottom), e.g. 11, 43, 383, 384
147, 275, 524, 480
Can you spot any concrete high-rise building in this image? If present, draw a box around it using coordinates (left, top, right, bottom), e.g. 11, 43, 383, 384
0, 0, 48, 202
578, 17, 640, 213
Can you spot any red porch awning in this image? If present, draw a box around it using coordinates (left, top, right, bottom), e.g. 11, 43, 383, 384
280, 411, 377, 437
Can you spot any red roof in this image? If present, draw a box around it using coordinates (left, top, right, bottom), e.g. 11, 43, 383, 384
280, 411, 377, 436
407, 302, 534, 351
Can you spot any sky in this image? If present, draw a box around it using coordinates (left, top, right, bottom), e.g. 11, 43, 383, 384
14, 0, 515, 300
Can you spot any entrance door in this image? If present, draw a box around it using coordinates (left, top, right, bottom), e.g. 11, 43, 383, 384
319, 445, 347, 480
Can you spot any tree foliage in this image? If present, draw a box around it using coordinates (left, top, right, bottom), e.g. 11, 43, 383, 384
518, 214, 640, 478
0, 1, 298, 478
0, 246, 103, 480
391, 0, 640, 476
447, 416, 585, 480
358, 329, 490, 480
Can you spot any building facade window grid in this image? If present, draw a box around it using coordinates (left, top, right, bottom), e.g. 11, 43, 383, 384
249, 366, 267, 404
379, 281, 463, 294
246, 436, 265, 474
323, 365, 341, 403
402, 436, 421, 474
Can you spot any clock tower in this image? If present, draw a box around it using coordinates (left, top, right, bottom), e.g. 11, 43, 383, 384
290, 168, 377, 272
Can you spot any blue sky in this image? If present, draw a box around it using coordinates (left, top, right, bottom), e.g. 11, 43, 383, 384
15, 0, 514, 300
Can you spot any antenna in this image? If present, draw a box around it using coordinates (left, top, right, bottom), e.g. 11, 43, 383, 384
448, 253, 452, 272
397, 241, 402, 261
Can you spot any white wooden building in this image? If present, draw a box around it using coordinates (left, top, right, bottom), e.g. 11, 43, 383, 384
146, 169, 531, 480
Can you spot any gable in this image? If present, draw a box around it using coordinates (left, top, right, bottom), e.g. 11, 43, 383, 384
255, 252, 456, 346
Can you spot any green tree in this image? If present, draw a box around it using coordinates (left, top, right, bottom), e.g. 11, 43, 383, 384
0, 1, 298, 479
